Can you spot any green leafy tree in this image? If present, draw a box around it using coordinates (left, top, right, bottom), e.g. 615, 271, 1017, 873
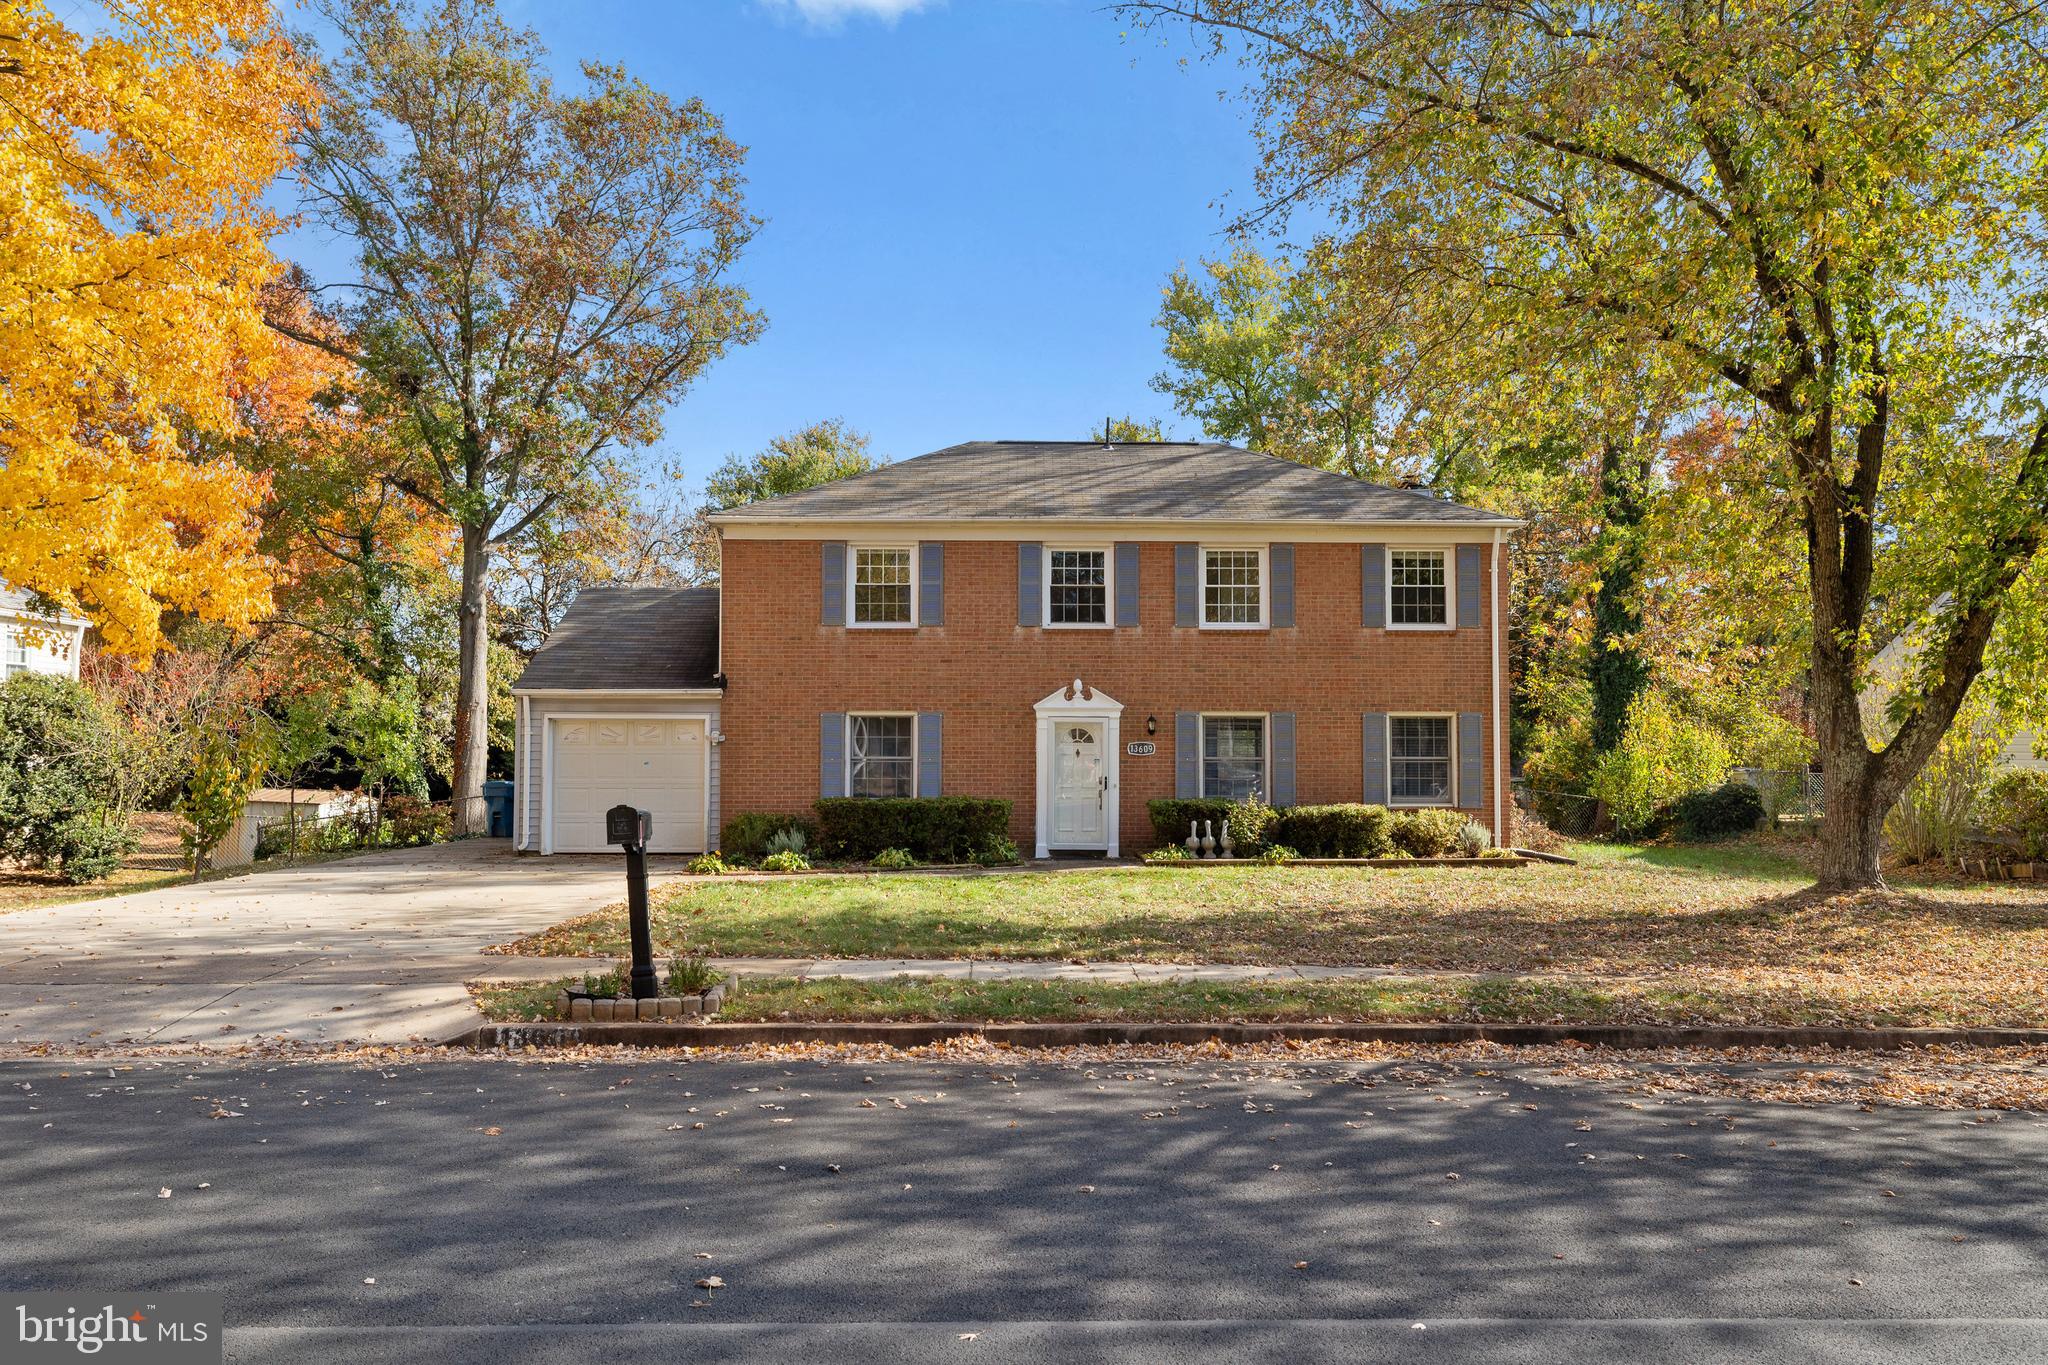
1095, 415, 1169, 442
180, 718, 276, 871
1132, 0, 2048, 886
0, 676, 134, 882
692, 419, 881, 577
276, 0, 765, 835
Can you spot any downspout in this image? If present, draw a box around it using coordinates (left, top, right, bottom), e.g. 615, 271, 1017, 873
1490, 529, 1506, 848
514, 694, 530, 850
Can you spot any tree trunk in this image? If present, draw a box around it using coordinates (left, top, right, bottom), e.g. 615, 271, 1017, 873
1812, 738, 1888, 889
451, 523, 492, 838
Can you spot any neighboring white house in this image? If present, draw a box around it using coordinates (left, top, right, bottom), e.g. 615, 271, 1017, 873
1867, 602, 2044, 772
0, 586, 88, 682
212, 788, 377, 869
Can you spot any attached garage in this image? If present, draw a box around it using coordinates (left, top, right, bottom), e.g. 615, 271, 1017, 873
511, 587, 723, 856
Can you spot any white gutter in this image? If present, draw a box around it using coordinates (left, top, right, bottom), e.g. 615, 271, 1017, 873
1490, 528, 1506, 848
514, 694, 530, 851
509, 688, 725, 698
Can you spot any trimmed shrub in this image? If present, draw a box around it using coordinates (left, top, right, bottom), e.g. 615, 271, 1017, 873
1387, 808, 1469, 857
813, 796, 1012, 862
721, 812, 818, 863
1981, 770, 2048, 860
0, 674, 127, 881
1146, 798, 1232, 846
1271, 804, 1392, 858
1673, 781, 1765, 841
1224, 794, 1279, 854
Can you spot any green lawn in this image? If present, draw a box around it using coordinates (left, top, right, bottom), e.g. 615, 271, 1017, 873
491, 838, 2048, 1027
472, 968, 2044, 1031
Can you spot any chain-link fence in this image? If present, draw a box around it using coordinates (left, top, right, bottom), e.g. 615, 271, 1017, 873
1730, 767, 1826, 824
255, 805, 385, 862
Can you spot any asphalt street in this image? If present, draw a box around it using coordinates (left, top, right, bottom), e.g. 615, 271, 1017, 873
4, 1049, 2045, 1364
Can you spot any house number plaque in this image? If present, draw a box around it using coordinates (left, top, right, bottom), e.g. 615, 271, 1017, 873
1125, 741, 1157, 757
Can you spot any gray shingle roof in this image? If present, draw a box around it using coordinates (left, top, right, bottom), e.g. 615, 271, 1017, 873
708, 441, 1513, 525
512, 587, 720, 692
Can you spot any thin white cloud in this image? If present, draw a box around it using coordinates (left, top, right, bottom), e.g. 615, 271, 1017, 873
761, 0, 938, 26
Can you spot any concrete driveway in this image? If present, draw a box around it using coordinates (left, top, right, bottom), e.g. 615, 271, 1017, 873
0, 841, 654, 1048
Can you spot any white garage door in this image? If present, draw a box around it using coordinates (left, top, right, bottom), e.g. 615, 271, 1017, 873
550, 717, 708, 853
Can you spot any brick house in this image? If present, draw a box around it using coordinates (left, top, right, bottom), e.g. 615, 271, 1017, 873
512, 440, 1518, 856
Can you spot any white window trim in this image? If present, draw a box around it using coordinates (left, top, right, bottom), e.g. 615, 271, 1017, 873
1386, 546, 1456, 632
1199, 544, 1269, 630
1385, 711, 1457, 808
1042, 544, 1115, 630
1198, 711, 1271, 801
847, 545, 919, 629
846, 711, 921, 798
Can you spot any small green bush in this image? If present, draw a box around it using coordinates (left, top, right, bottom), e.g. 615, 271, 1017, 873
759, 849, 811, 873
1588, 691, 1734, 836
580, 965, 627, 998
1146, 798, 1232, 845
0, 674, 126, 879
721, 812, 818, 862
664, 951, 722, 995
1271, 803, 1392, 858
1980, 770, 2048, 860
1673, 781, 1765, 841
813, 796, 1012, 862
686, 852, 732, 876
1257, 844, 1299, 865
1387, 808, 1469, 857
1224, 794, 1279, 854
382, 795, 450, 847
1142, 845, 1192, 864
1456, 820, 1491, 858
763, 826, 809, 858
55, 817, 138, 884
870, 846, 919, 870
972, 835, 1022, 866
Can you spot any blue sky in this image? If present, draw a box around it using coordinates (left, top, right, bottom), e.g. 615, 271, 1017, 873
280, 0, 1269, 493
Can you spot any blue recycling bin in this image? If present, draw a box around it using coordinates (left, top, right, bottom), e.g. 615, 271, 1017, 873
482, 780, 515, 838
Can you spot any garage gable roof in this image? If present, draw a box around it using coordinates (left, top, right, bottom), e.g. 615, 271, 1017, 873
512, 587, 720, 692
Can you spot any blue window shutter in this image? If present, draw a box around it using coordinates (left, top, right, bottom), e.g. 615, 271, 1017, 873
821, 543, 847, 626
1362, 713, 1388, 805
1174, 544, 1199, 627
1270, 712, 1296, 807
820, 713, 846, 798
919, 542, 944, 626
1457, 544, 1482, 628
1175, 712, 1201, 798
1459, 712, 1485, 809
1017, 542, 1042, 627
1114, 542, 1140, 627
917, 713, 942, 797
1361, 544, 1386, 629
1270, 544, 1295, 628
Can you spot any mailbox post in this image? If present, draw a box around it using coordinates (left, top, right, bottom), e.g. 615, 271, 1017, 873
606, 804, 658, 1000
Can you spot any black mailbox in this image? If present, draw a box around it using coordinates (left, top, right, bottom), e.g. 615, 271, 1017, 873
606, 804, 651, 848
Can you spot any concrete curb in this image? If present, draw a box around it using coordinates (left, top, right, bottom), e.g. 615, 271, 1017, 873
447, 1019, 2048, 1053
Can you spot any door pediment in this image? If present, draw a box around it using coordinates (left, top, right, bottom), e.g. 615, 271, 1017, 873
1033, 678, 1124, 715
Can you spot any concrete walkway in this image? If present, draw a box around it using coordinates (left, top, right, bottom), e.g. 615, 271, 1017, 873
0, 840, 665, 1048
706, 957, 1417, 984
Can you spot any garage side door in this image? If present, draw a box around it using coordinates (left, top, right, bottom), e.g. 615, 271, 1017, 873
551, 718, 708, 853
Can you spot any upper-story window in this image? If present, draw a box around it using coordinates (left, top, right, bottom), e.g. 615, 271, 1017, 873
2, 626, 26, 680
1202, 547, 1266, 628
851, 547, 915, 627
1389, 549, 1449, 628
1046, 548, 1110, 627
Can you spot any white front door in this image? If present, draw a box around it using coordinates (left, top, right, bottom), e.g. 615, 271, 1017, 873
1050, 721, 1107, 847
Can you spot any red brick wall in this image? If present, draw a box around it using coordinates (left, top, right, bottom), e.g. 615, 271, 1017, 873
717, 538, 1511, 850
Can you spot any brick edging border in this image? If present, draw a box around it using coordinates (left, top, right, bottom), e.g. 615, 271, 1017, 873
446, 1019, 2048, 1053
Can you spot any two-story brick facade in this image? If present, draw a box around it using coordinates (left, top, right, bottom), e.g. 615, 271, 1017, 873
513, 440, 1517, 856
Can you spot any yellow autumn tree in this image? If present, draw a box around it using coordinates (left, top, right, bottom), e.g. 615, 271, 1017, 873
0, 0, 315, 659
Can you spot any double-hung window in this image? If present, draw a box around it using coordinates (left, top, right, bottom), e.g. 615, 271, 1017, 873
1388, 549, 1449, 628
1389, 715, 1453, 806
2, 627, 26, 680
1201, 716, 1267, 801
1046, 548, 1109, 627
851, 547, 914, 626
847, 714, 916, 798
1202, 547, 1265, 627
